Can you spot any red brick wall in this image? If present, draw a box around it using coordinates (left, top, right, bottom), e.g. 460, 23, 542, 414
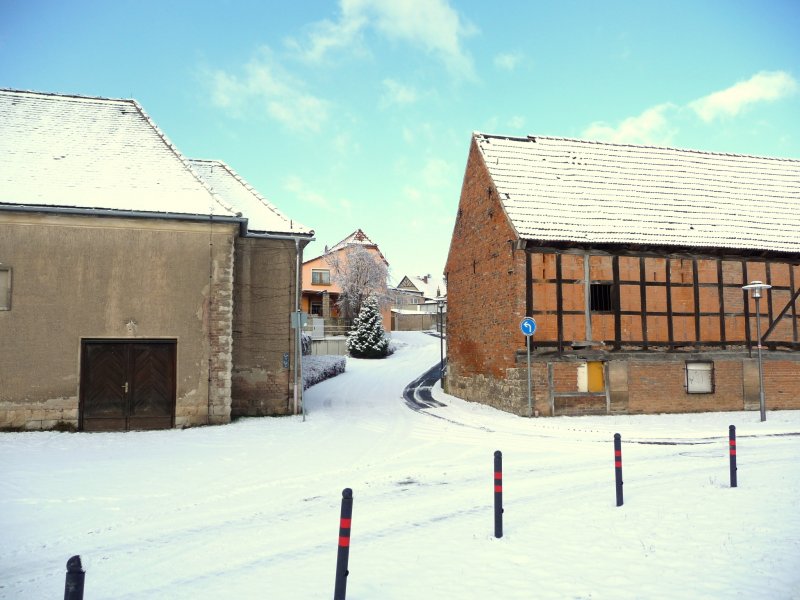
445, 138, 526, 391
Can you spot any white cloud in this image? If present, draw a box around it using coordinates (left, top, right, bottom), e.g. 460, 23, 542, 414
287, 14, 368, 63
583, 103, 678, 146
381, 79, 418, 106
494, 52, 523, 71
333, 132, 357, 155
208, 48, 329, 133
284, 175, 332, 210
291, 0, 477, 78
421, 157, 453, 190
582, 70, 798, 146
689, 71, 798, 122
402, 122, 437, 145
508, 115, 526, 130
403, 185, 423, 203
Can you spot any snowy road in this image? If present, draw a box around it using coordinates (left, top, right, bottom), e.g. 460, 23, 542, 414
2, 331, 800, 599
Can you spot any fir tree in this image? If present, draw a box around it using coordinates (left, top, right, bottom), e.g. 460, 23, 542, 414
346, 295, 389, 358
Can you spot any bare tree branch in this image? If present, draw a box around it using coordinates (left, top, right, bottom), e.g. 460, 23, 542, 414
326, 245, 389, 321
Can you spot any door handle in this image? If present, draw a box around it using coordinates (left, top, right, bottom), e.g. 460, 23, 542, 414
123, 382, 129, 394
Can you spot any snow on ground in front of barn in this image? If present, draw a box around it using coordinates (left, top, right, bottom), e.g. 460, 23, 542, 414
1, 331, 799, 599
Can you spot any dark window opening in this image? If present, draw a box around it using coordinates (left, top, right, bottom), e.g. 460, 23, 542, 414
590, 283, 614, 312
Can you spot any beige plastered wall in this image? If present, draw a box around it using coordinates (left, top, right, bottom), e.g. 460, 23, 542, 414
0, 211, 236, 430
232, 236, 300, 416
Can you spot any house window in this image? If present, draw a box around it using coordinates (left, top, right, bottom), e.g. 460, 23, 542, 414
0, 266, 10, 310
310, 301, 323, 316
590, 283, 614, 312
312, 269, 331, 285
686, 361, 714, 394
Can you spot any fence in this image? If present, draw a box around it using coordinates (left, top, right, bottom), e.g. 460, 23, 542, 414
392, 312, 445, 332
310, 338, 348, 356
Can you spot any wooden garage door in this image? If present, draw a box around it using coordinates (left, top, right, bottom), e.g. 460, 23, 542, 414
80, 340, 176, 432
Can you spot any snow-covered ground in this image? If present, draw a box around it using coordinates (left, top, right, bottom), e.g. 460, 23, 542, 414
2, 331, 799, 599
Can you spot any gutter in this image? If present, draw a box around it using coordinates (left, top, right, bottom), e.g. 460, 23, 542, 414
0, 203, 245, 225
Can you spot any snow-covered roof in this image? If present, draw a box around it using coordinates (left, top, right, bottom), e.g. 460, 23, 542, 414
307, 229, 388, 264
394, 274, 446, 300
0, 89, 233, 218
188, 159, 312, 236
474, 132, 800, 254
328, 229, 378, 253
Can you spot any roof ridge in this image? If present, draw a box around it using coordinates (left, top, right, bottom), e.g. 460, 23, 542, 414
474, 131, 800, 163
0, 87, 132, 105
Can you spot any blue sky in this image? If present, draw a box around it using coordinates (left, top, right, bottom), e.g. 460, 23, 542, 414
2, 0, 799, 282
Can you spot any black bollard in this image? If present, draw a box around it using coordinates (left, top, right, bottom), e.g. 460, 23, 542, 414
334, 488, 353, 600
64, 555, 85, 600
729, 425, 737, 488
614, 434, 623, 507
494, 450, 503, 538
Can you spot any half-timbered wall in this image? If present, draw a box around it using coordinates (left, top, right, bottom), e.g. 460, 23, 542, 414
445, 136, 800, 417
528, 251, 800, 351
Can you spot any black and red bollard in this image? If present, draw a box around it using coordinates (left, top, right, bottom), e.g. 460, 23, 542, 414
494, 450, 503, 538
63, 555, 85, 600
614, 434, 623, 507
729, 425, 737, 488
334, 488, 353, 600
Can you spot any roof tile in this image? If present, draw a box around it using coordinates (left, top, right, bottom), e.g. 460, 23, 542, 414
475, 133, 800, 253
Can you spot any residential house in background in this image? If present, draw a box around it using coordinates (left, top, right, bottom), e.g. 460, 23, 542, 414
445, 133, 800, 417
301, 229, 391, 333
0, 89, 313, 431
390, 274, 447, 331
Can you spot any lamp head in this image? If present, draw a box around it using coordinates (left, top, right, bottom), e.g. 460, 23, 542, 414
742, 280, 772, 299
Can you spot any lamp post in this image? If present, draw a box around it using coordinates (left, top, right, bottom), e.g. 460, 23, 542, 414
742, 280, 772, 422
437, 299, 445, 381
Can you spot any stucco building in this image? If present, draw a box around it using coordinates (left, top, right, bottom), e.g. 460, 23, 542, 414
301, 229, 391, 330
444, 133, 800, 416
0, 89, 313, 431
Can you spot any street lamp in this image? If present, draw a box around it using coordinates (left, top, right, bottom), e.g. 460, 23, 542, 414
742, 280, 772, 422
437, 299, 445, 381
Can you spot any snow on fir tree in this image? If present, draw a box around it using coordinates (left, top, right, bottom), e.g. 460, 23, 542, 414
346, 295, 389, 358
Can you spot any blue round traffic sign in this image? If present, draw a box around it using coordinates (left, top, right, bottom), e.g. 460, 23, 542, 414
520, 317, 537, 336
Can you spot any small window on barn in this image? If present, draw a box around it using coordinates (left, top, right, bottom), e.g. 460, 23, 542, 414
312, 269, 331, 285
686, 361, 714, 394
590, 283, 614, 312
0, 266, 10, 310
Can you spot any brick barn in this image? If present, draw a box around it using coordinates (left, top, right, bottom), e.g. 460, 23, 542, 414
444, 133, 800, 416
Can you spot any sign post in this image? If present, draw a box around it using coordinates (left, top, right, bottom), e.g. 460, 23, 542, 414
520, 317, 537, 417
